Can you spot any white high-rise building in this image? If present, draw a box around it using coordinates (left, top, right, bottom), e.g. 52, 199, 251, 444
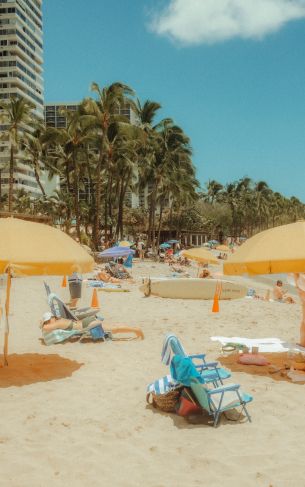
0, 0, 45, 197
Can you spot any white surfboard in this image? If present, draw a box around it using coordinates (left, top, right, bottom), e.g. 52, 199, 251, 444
139, 278, 247, 300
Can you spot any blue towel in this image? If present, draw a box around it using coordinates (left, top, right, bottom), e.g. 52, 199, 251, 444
124, 254, 133, 269
170, 355, 202, 387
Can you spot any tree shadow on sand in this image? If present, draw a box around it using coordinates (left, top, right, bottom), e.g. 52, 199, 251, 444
0, 353, 83, 388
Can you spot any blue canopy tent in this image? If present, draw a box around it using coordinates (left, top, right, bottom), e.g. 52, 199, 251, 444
98, 246, 135, 259
166, 239, 180, 245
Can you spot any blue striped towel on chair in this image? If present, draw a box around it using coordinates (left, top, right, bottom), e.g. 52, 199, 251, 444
161, 333, 187, 365
147, 374, 179, 395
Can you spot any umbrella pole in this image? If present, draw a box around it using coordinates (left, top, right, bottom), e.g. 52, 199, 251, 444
3, 269, 11, 366
294, 274, 305, 347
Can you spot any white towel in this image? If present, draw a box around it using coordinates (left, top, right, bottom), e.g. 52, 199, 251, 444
211, 336, 289, 353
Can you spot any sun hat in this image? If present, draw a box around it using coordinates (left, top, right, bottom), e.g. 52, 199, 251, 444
42, 311, 53, 324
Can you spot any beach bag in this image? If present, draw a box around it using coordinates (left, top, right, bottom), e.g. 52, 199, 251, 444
176, 388, 201, 416
146, 386, 183, 412
88, 324, 105, 341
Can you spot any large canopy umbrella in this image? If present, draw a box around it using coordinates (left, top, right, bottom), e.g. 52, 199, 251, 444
216, 244, 230, 253
0, 218, 94, 365
98, 246, 135, 259
166, 239, 180, 244
181, 248, 218, 265
223, 221, 305, 346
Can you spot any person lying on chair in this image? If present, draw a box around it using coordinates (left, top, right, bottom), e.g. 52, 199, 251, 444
40, 312, 102, 333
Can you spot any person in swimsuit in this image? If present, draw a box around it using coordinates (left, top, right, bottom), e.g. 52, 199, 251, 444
40, 312, 102, 333
273, 280, 295, 303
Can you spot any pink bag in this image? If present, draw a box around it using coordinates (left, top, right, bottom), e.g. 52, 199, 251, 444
238, 353, 270, 366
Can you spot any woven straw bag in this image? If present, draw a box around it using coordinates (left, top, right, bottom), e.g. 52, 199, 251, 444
146, 387, 183, 413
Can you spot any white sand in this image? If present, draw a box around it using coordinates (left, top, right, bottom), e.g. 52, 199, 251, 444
0, 260, 304, 487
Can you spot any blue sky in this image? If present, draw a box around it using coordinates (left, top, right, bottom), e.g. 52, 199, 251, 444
43, 0, 305, 201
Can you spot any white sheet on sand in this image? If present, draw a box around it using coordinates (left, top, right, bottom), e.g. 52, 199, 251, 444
211, 336, 290, 353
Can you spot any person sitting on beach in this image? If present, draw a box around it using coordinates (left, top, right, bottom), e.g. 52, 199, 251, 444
273, 280, 295, 304
95, 269, 121, 283
40, 312, 102, 334
113, 258, 131, 279
199, 268, 212, 279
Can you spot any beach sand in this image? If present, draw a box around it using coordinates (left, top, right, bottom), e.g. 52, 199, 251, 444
0, 260, 304, 487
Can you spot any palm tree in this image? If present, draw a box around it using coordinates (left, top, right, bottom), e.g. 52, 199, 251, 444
254, 181, 270, 230
43, 105, 95, 240
21, 122, 48, 198
203, 180, 223, 204
0, 97, 34, 212
84, 82, 135, 249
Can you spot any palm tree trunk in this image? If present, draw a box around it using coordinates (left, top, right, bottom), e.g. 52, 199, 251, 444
8, 144, 14, 213
156, 203, 164, 248
72, 153, 81, 241
93, 157, 102, 249
34, 168, 47, 199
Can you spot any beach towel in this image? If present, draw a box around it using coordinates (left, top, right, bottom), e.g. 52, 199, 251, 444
161, 333, 187, 365
147, 374, 179, 395
87, 281, 120, 289
170, 355, 202, 387
211, 336, 290, 353
42, 329, 81, 346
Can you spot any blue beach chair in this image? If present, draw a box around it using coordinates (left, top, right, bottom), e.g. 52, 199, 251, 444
171, 355, 253, 427
161, 333, 231, 387
190, 378, 253, 427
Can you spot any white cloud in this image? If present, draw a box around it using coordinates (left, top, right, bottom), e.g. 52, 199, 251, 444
149, 0, 305, 45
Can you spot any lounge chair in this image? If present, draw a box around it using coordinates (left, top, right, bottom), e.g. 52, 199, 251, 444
190, 378, 253, 427
47, 292, 103, 321
42, 324, 108, 346
161, 333, 231, 386
171, 355, 253, 427
44, 282, 100, 320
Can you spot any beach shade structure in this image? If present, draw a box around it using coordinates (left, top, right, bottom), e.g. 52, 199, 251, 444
160, 243, 171, 249
0, 217, 94, 365
216, 245, 230, 253
223, 221, 305, 346
98, 246, 135, 259
181, 248, 218, 265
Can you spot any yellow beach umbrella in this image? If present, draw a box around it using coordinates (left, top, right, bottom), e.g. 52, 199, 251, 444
216, 244, 230, 252
0, 218, 94, 364
223, 221, 305, 345
181, 248, 218, 265
119, 240, 133, 247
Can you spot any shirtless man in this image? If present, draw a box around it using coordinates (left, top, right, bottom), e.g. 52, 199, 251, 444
294, 274, 305, 346
273, 280, 295, 304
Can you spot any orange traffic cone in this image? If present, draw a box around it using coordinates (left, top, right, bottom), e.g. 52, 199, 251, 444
212, 281, 221, 313
61, 275, 67, 288
91, 288, 100, 308
212, 292, 219, 313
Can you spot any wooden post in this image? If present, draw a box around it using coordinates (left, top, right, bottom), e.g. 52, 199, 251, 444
4, 269, 11, 366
